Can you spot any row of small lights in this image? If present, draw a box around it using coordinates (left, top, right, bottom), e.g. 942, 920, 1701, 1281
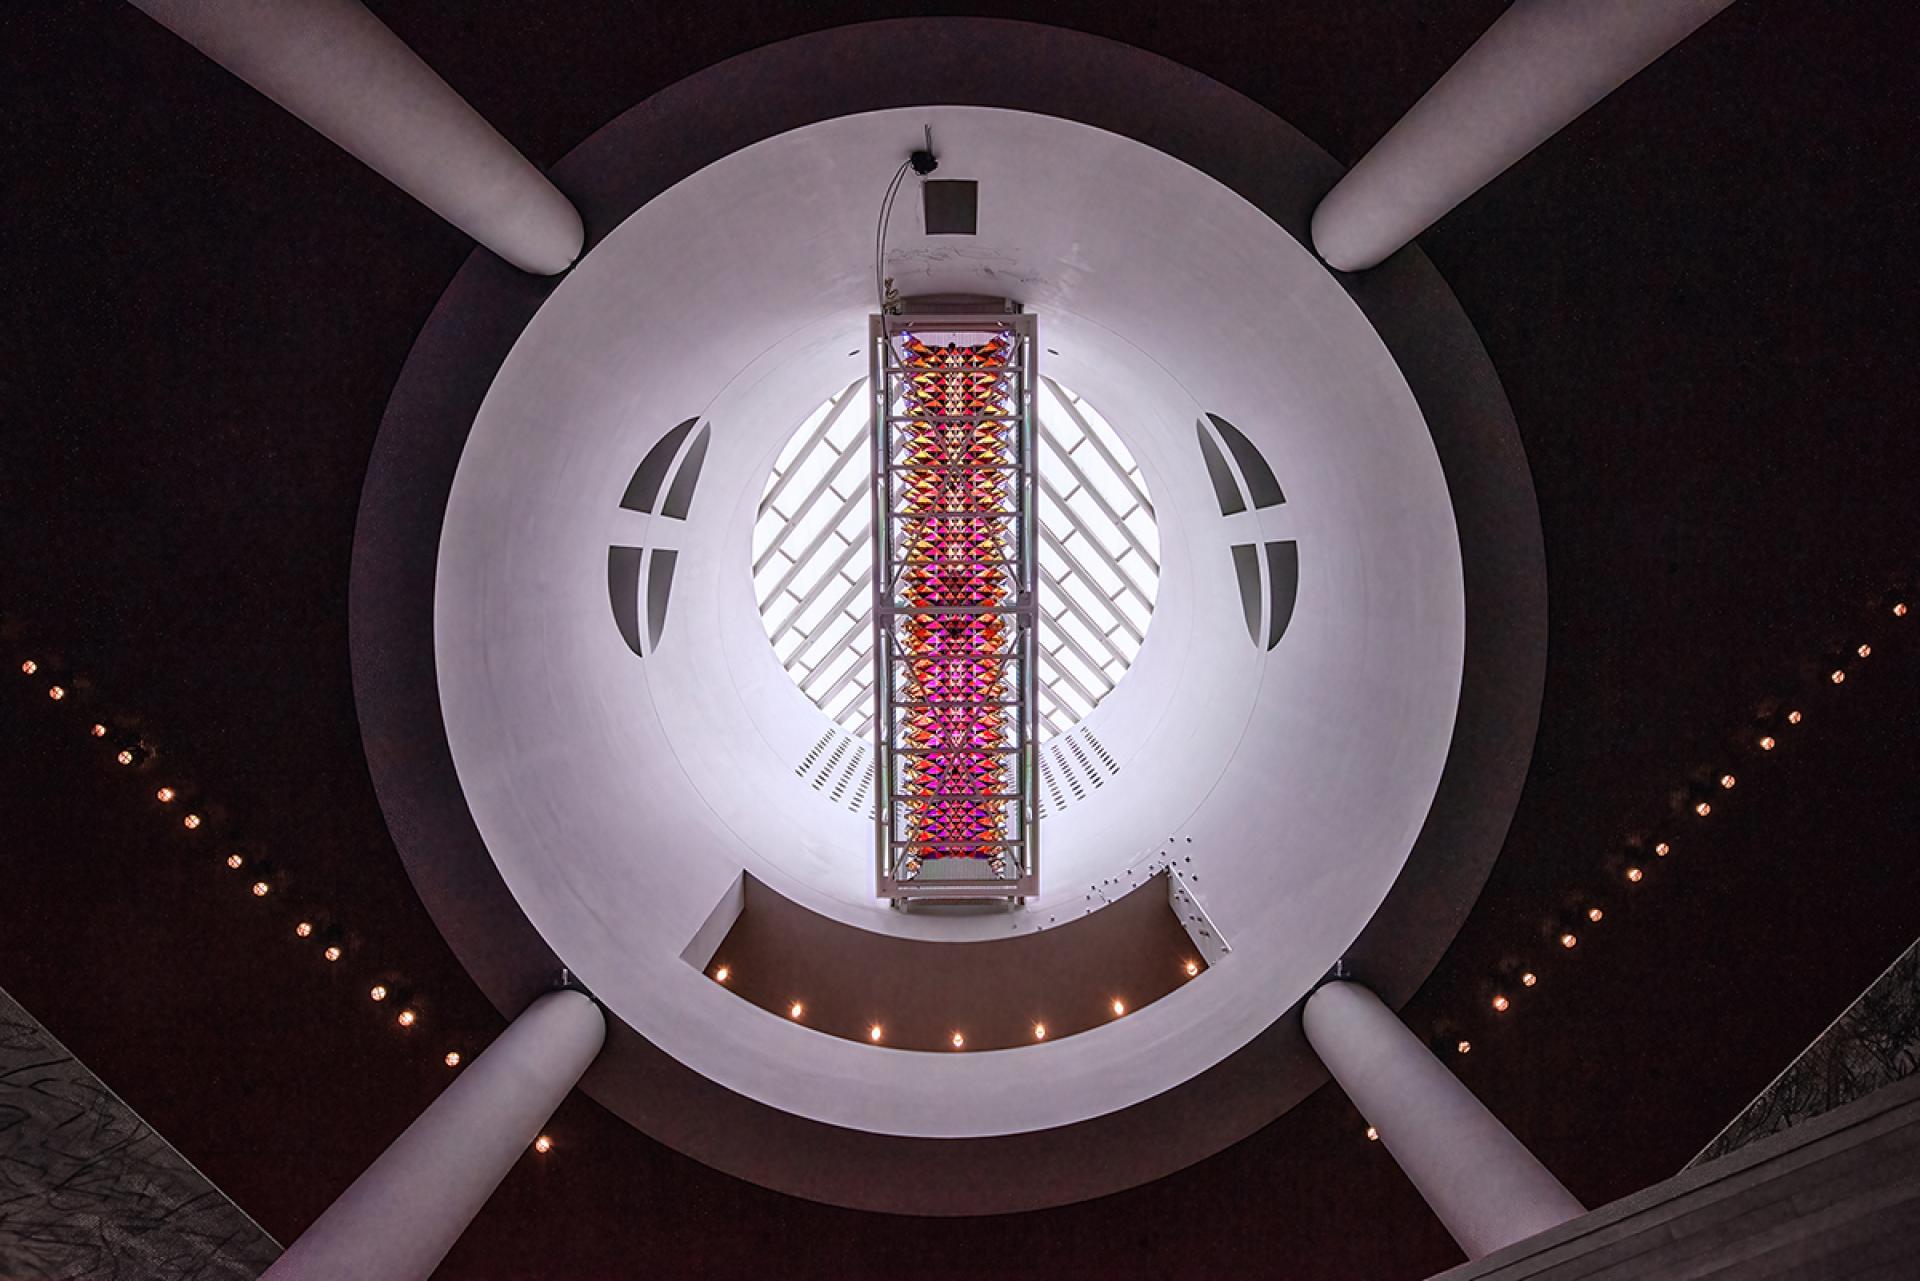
15, 655, 557, 1157
709, 957, 1204, 1048
1365, 596, 1910, 1144
21, 598, 1906, 1147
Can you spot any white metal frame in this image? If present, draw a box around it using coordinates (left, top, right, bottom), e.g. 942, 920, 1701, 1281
870, 310, 1040, 903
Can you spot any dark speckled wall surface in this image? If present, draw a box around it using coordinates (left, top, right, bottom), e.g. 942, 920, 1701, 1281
0, 985, 279, 1281
1691, 934, 1920, 1168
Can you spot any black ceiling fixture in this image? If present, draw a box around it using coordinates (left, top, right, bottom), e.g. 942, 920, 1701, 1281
922, 178, 978, 235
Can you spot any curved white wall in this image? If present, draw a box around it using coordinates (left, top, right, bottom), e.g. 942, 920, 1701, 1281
433, 107, 1464, 1137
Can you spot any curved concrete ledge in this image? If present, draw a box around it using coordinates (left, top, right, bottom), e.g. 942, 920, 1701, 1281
705, 873, 1206, 1053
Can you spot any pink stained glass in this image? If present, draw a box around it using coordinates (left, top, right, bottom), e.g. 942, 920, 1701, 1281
892, 333, 1019, 864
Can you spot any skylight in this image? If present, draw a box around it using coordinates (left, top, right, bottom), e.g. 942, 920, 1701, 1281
754, 375, 1158, 740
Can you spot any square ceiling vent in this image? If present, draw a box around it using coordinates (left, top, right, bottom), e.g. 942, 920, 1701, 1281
923, 180, 978, 235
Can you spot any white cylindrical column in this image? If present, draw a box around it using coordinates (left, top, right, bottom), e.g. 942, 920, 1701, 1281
1303, 980, 1582, 1259
1311, 0, 1736, 271
128, 0, 584, 275
262, 988, 605, 1281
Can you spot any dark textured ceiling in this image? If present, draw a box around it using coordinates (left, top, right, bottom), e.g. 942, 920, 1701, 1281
3, 2, 1917, 1278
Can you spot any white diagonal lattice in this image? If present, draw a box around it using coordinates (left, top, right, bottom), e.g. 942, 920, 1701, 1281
755, 375, 1158, 740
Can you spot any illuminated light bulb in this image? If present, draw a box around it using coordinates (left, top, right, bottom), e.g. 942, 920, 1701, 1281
294, 921, 313, 938
249, 881, 269, 898
1626, 866, 1644, 883
155, 787, 176, 803
20, 660, 37, 675
868, 1025, 883, 1043
1830, 670, 1845, 685
182, 813, 202, 830
1587, 907, 1604, 923
1364, 1126, 1379, 1141
1895, 602, 1909, 617
1787, 709, 1803, 724
1655, 841, 1671, 857
1857, 644, 1872, 658
1033, 1023, 1048, 1041
1694, 801, 1712, 817
1111, 998, 1127, 1017
1491, 994, 1510, 1013
369, 984, 388, 1002
444, 1051, 462, 1068
90, 723, 106, 738
116, 749, 135, 765
1521, 972, 1538, 987
533, 1135, 553, 1154
396, 1008, 417, 1028
788, 1001, 803, 1020
1560, 932, 1578, 950
1184, 959, 1200, 977
48, 685, 66, 701
712, 965, 730, 983
1719, 773, 1736, 790
225, 853, 243, 869
1759, 736, 1776, 751
1456, 1040, 1472, 1055
323, 945, 342, 962
951, 1031, 965, 1049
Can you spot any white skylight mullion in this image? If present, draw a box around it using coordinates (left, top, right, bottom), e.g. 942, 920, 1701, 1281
788, 569, 875, 677
1119, 506, 1160, 564
846, 685, 878, 736
1054, 603, 1126, 673
1041, 377, 1155, 519
754, 549, 799, 611
806, 614, 879, 710
772, 627, 811, 667
1038, 419, 1159, 573
837, 659, 880, 728
1111, 590, 1152, 637
1039, 634, 1107, 710
753, 426, 869, 574
755, 479, 867, 594
802, 640, 863, 693
1038, 472, 1151, 609
1051, 643, 1109, 704
1034, 677, 1075, 735
779, 533, 852, 610
1038, 510, 1149, 638
763, 526, 867, 641
759, 379, 862, 519
1040, 657, 1094, 719
1105, 544, 1159, 610
1037, 561, 1134, 671
793, 607, 860, 672
802, 603, 879, 710
790, 449, 869, 547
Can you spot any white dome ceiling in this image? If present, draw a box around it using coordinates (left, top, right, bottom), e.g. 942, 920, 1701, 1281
431, 106, 1464, 1138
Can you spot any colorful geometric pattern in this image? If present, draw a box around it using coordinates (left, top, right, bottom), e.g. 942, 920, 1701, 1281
887, 332, 1023, 874
756, 375, 1157, 742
